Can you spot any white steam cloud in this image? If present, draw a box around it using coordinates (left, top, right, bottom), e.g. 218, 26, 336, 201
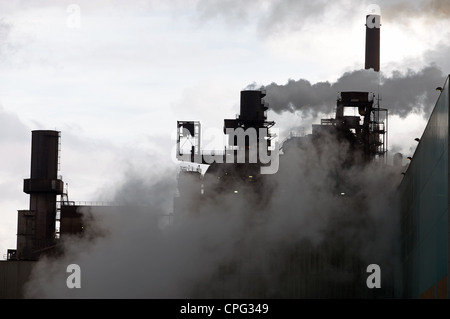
23, 130, 402, 298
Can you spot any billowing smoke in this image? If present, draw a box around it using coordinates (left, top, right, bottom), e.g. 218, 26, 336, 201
195, 0, 450, 35
381, 0, 450, 23
264, 65, 445, 118
23, 128, 402, 298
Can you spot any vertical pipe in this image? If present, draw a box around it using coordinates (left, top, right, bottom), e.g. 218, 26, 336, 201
365, 14, 380, 72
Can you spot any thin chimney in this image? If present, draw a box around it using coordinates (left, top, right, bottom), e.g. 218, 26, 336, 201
365, 11, 381, 72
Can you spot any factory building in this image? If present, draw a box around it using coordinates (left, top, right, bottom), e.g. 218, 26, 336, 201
174, 89, 276, 218
174, 84, 395, 298
16, 130, 65, 260
0, 82, 446, 299
0, 131, 168, 298
1, 130, 65, 297
1, 8, 450, 299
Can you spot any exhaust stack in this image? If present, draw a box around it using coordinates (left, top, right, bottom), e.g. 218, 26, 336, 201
365, 8, 381, 72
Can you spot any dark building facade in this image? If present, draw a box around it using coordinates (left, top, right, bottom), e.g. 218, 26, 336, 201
397, 75, 450, 298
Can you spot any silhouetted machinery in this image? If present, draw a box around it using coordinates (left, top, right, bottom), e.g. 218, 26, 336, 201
16, 130, 65, 260
176, 90, 275, 166
312, 91, 387, 164
174, 89, 388, 217
174, 89, 277, 216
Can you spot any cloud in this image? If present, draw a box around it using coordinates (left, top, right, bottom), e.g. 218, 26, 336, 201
0, 18, 12, 62
194, 0, 354, 35
424, 42, 450, 74
194, 0, 450, 32
0, 106, 31, 259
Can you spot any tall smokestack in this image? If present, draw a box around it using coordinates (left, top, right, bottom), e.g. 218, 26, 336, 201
365, 6, 381, 72
17, 130, 65, 260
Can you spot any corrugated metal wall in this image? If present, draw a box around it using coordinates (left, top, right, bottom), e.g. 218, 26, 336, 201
0, 261, 34, 299
398, 75, 449, 298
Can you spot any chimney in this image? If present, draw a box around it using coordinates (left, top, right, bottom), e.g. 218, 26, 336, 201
17, 130, 65, 260
365, 7, 381, 72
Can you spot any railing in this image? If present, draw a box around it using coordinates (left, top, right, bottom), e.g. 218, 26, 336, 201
201, 150, 226, 156
57, 131, 61, 172
61, 201, 123, 206
59, 201, 177, 218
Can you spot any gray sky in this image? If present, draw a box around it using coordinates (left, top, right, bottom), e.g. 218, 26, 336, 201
0, 0, 449, 258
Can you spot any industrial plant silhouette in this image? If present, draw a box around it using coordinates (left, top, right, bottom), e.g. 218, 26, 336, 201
1, 10, 449, 299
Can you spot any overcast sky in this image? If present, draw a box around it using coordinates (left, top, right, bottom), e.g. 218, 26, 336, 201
1, 0, 449, 258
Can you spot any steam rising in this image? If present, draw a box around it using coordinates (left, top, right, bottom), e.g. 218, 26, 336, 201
24, 131, 402, 298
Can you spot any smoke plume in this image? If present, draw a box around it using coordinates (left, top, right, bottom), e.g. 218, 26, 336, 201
380, 0, 450, 24
264, 65, 445, 118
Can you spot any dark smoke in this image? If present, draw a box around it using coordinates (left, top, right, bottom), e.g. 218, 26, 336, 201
380, 0, 450, 24
264, 65, 445, 118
